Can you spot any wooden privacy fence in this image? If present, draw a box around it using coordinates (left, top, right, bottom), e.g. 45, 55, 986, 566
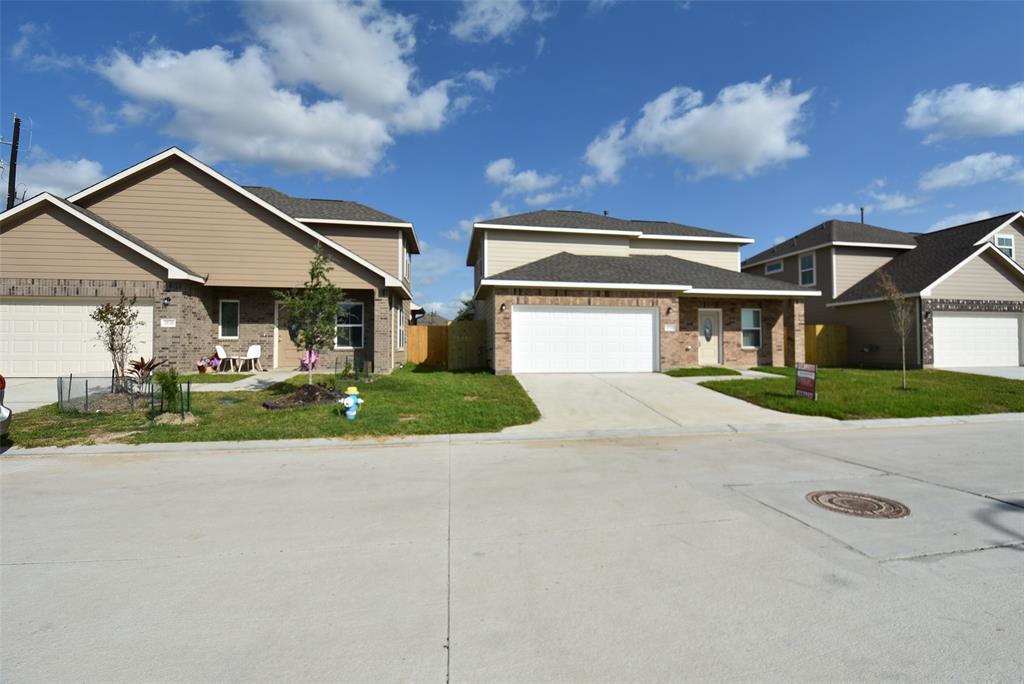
805, 324, 848, 366
407, 320, 487, 370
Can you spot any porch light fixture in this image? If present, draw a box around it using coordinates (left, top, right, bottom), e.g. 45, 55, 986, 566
162, 296, 172, 307
500, 303, 506, 312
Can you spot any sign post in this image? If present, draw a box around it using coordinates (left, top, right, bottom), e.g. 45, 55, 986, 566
796, 363, 817, 400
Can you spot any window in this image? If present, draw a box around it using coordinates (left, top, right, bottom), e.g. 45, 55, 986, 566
765, 260, 783, 274
404, 245, 411, 281
996, 235, 1014, 259
741, 308, 761, 348
799, 252, 816, 286
335, 302, 364, 349
218, 299, 239, 339
397, 307, 406, 351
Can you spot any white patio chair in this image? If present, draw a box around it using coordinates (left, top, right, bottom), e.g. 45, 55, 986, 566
215, 345, 240, 372
238, 344, 264, 372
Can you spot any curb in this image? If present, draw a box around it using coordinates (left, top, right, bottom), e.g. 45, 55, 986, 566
3, 412, 1021, 459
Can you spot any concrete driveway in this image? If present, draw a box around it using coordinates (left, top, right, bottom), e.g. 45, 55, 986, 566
506, 372, 829, 434
0, 377, 106, 412
944, 366, 1024, 380
2, 421, 1022, 682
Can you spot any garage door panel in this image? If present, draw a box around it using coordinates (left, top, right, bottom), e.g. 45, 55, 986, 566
0, 298, 154, 377
933, 312, 1021, 367
512, 305, 657, 374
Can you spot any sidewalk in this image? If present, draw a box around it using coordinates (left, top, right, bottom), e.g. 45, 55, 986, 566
189, 370, 303, 392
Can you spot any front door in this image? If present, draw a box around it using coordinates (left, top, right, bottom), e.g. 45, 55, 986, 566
697, 309, 722, 365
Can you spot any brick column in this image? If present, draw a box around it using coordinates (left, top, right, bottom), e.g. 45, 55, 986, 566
784, 299, 806, 366
769, 301, 786, 367
372, 293, 392, 373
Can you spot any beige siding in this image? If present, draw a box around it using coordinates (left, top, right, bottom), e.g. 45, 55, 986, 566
745, 248, 830, 322
990, 217, 1024, 266
0, 206, 163, 281
834, 247, 896, 296
628, 239, 740, 270
930, 251, 1024, 300
308, 225, 400, 276
79, 159, 383, 290
485, 229, 629, 276
838, 299, 921, 368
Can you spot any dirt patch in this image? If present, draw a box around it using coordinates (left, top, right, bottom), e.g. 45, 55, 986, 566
263, 384, 341, 410
92, 430, 143, 444
153, 412, 197, 425
63, 392, 147, 414
463, 395, 480, 402
398, 414, 420, 422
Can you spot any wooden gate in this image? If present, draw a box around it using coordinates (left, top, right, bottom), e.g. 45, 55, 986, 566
407, 320, 486, 370
805, 324, 848, 366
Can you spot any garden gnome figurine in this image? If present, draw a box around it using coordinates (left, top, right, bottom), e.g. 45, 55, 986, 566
341, 386, 363, 420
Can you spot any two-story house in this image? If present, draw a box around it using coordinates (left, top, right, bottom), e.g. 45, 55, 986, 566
467, 210, 817, 374
0, 147, 417, 376
742, 212, 1024, 368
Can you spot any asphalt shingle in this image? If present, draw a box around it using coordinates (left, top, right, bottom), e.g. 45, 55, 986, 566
245, 186, 409, 224
481, 209, 746, 239
743, 219, 917, 266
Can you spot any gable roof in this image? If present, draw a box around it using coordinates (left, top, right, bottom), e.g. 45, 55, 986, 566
66, 147, 409, 292
479, 209, 750, 240
245, 186, 420, 253
832, 211, 1024, 305
479, 252, 819, 297
743, 219, 917, 268
0, 192, 204, 282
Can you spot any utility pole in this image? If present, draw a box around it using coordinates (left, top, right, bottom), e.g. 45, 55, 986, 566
5, 114, 21, 210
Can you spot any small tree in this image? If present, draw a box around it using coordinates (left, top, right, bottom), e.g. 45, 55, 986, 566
274, 245, 347, 385
91, 295, 142, 392
453, 298, 475, 321
878, 271, 914, 390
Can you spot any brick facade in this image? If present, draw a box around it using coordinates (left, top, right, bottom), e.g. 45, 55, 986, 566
488, 288, 805, 374
1, 278, 405, 375
919, 298, 1024, 366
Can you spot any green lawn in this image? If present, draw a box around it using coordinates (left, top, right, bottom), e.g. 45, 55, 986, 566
665, 367, 741, 377
179, 373, 252, 384
702, 367, 1024, 419
4, 365, 540, 448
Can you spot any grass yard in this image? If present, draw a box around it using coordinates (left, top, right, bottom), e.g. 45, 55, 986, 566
178, 373, 252, 384
702, 367, 1024, 419
665, 367, 741, 377
4, 365, 539, 448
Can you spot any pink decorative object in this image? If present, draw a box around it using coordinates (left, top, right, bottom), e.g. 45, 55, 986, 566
301, 349, 319, 371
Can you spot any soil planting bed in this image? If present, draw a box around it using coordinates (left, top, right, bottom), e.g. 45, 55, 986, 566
263, 384, 342, 410
63, 393, 147, 414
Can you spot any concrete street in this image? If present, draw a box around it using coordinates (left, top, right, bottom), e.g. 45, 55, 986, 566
2, 421, 1023, 682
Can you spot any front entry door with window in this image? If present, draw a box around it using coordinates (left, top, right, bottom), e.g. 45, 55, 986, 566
698, 309, 722, 365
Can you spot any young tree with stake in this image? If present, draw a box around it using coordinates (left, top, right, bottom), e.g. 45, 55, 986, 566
90, 295, 142, 392
878, 271, 915, 390
274, 245, 348, 386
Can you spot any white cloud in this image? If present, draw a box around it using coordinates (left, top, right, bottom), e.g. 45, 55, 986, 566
465, 69, 500, 92
524, 190, 566, 207
8, 23, 83, 71
773, 235, 786, 245
485, 158, 559, 195
583, 120, 629, 184
868, 189, 923, 213
10, 148, 105, 202
71, 96, 117, 134
443, 200, 510, 240
928, 210, 994, 232
97, 1, 494, 176
535, 35, 546, 57
451, 0, 529, 42
814, 202, 861, 217
905, 82, 1024, 143
413, 241, 463, 286
420, 289, 474, 319
583, 76, 812, 183
918, 152, 1021, 191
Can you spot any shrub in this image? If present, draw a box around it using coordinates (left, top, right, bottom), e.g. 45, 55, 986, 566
154, 369, 181, 414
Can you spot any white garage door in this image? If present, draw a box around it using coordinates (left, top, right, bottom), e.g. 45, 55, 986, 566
511, 305, 658, 373
933, 312, 1022, 367
0, 298, 154, 377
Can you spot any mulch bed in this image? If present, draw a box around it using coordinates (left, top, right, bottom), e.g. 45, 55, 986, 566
62, 392, 147, 414
262, 384, 342, 410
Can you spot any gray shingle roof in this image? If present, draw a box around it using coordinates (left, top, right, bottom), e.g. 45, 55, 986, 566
743, 219, 917, 266
245, 186, 409, 224
487, 252, 815, 293
481, 209, 746, 239
54, 197, 204, 280
833, 211, 1021, 303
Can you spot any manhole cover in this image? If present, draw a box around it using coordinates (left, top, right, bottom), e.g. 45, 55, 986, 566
806, 491, 910, 519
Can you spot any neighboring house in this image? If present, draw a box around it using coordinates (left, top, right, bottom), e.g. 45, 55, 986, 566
0, 147, 418, 377
417, 312, 450, 326
467, 210, 817, 374
742, 212, 1024, 368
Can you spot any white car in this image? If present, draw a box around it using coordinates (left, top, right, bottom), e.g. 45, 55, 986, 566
0, 375, 11, 437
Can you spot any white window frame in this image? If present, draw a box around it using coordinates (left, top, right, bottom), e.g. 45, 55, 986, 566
335, 302, 365, 350
799, 252, 816, 287
765, 260, 784, 275
996, 235, 1014, 260
740, 308, 762, 349
404, 245, 411, 282
218, 299, 240, 340
396, 306, 406, 351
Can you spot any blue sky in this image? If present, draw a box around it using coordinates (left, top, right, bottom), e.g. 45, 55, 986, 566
2, 1, 1022, 316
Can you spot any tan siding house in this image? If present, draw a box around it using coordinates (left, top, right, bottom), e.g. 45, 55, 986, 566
0, 147, 418, 376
